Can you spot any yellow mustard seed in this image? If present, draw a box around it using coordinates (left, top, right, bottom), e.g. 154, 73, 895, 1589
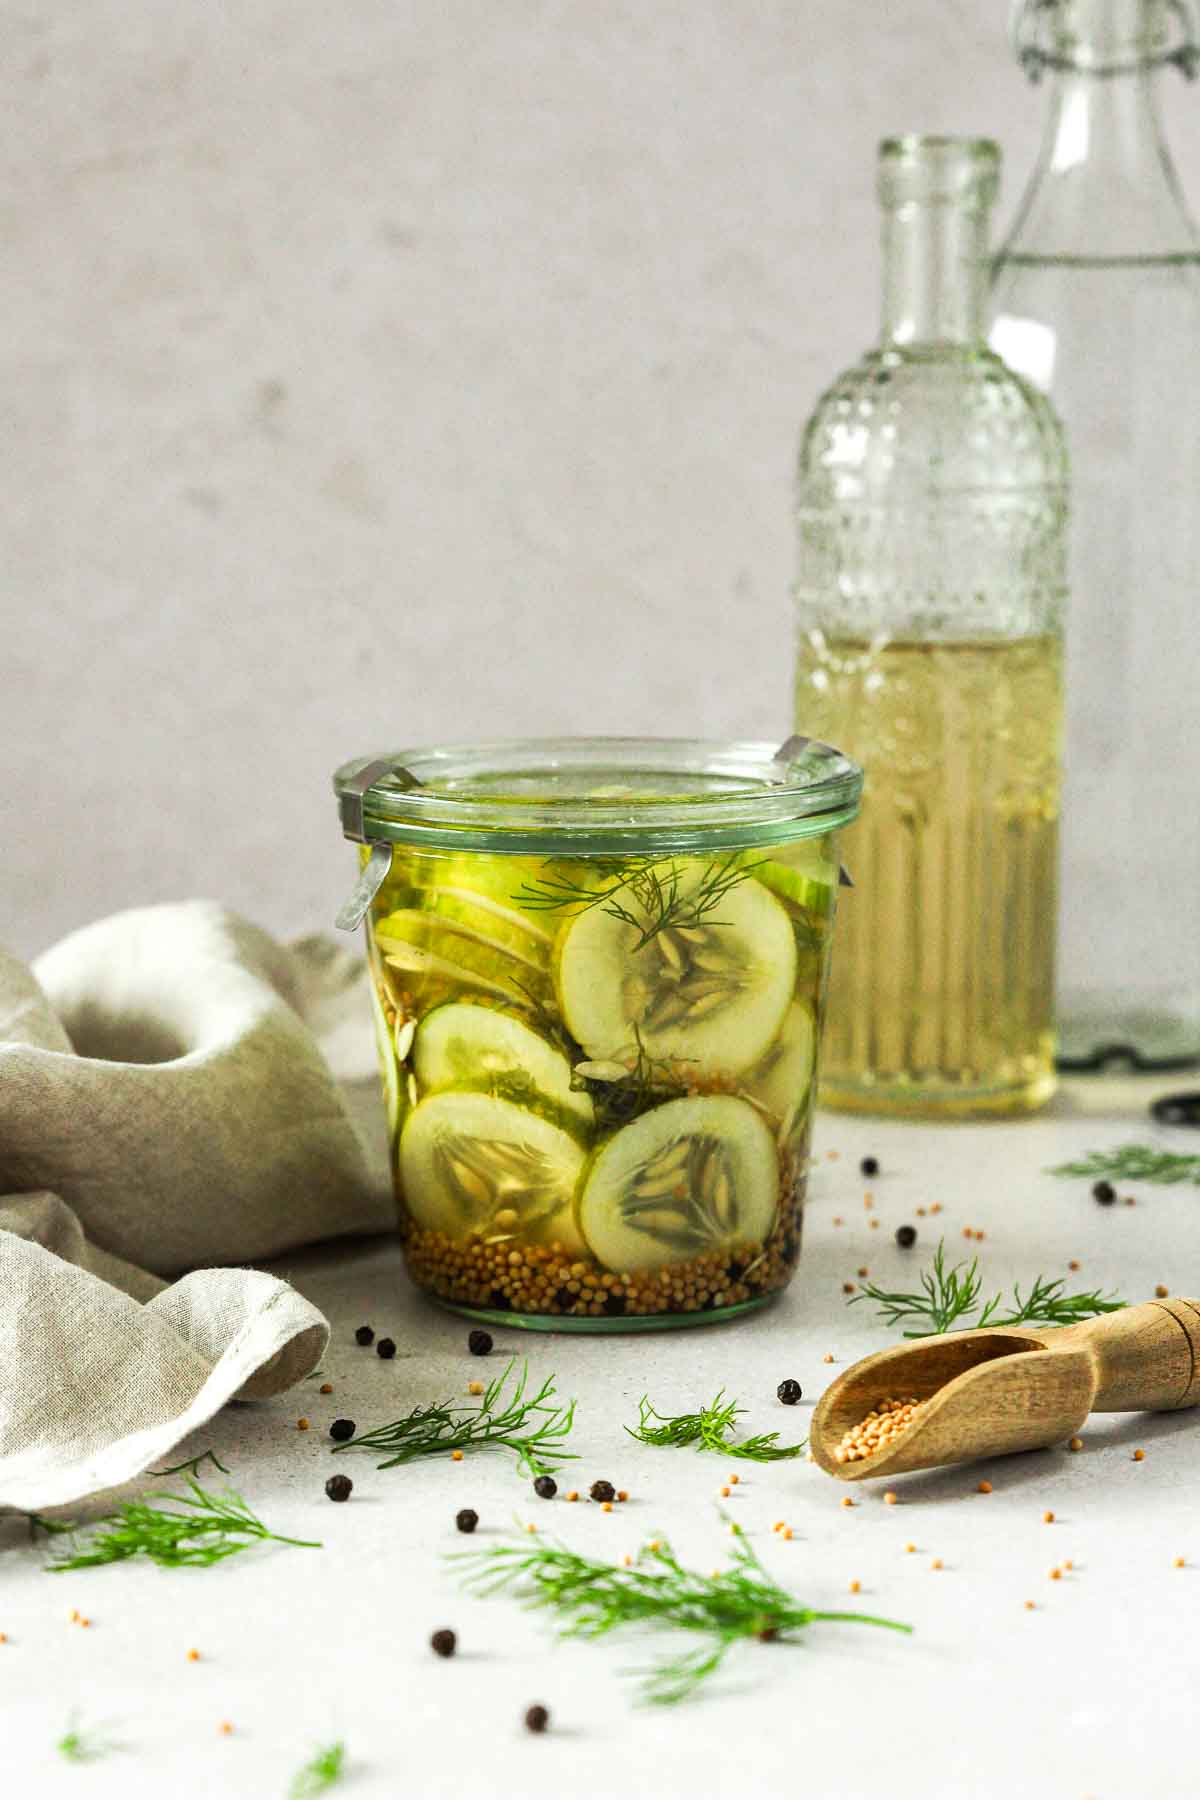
451, 1450, 464, 1462
823, 1353, 835, 1364
869, 1218, 879, 1230
840, 1496, 854, 1509
219, 1721, 234, 1736
720, 1486, 731, 1497
930, 1558, 943, 1571
1050, 1567, 1062, 1581
1068, 1259, 1081, 1272
978, 1480, 993, 1494
905, 1543, 916, 1553
849, 1579, 861, 1594
1175, 1556, 1186, 1568
729, 1474, 739, 1486
1069, 1437, 1084, 1452
884, 1492, 898, 1506
1024, 1600, 1035, 1611
1156, 1284, 1170, 1298
931, 1202, 942, 1215
467, 1381, 484, 1396
566, 1490, 579, 1502
297, 1418, 310, 1432
601, 1501, 613, 1514
1043, 1511, 1055, 1524
843, 1282, 856, 1295
319, 1383, 333, 1396
782, 1527, 793, 1541
1133, 1448, 1146, 1462
617, 1490, 629, 1503
1064, 1560, 1073, 1571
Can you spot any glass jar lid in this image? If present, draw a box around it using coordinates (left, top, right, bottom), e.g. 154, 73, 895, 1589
332, 736, 862, 856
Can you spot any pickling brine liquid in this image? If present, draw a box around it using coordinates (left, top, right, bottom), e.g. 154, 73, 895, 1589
795, 634, 1062, 1116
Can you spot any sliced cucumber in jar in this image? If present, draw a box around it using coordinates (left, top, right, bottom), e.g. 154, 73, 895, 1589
368, 972, 403, 1138
577, 1094, 778, 1271
554, 865, 796, 1077
399, 1091, 587, 1253
412, 1002, 593, 1129
745, 1001, 816, 1132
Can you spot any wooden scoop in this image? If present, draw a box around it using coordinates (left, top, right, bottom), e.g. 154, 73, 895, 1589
811, 1298, 1200, 1481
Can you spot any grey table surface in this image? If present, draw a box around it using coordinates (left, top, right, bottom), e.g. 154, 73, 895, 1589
2, 1075, 1197, 1800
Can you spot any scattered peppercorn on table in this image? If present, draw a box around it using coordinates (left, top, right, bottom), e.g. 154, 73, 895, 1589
3, 1075, 1198, 1800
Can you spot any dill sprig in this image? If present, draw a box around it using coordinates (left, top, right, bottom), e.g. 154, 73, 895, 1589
513, 855, 759, 952
333, 1359, 576, 1477
851, 1240, 1124, 1338
454, 1525, 909, 1705
44, 1479, 320, 1572
290, 1741, 347, 1798
57, 1714, 121, 1763
573, 1026, 693, 1133
149, 1448, 230, 1478
1050, 1144, 1200, 1185
627, 1392, 806, 1462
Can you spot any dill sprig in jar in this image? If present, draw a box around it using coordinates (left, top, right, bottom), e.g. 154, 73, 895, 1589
332, 737, 862, 1331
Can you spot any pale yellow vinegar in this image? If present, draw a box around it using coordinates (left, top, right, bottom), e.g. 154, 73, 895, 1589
796, 635, 1062, 1117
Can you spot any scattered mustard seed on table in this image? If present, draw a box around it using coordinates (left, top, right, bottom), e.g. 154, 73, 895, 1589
1175, 1557, 1186, 1568
319, 1383, 333, 1396
219, 1722, 234, 1736
1133, 1449, 1146, 1462
841, 1497, 854, 1509
296, 1418, 310, 1432
905, 1543, 916, 1553
849, 1580, 861, 1593
1156, 1284, 1170, 1298
1069, 1437, 1084, 1452
978, 1481, 993, 1494
186, 1649, 200, 1663
884, 1491, 898, 1506
1049, 1568, 1062, 1581
1043, 1511, 1055, 1523
782, 1527, 793, 1541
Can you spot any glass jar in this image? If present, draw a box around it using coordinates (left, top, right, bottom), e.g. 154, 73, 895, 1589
332, 737, 861, 1331
992, 0, 1200, 1070
794, 137, 1069, 1118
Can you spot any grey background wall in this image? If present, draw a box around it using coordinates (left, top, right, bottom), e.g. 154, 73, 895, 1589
6, 2, 1200, 959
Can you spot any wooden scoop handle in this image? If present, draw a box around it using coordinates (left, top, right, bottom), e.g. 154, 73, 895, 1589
1055, 1298, 1200, 1412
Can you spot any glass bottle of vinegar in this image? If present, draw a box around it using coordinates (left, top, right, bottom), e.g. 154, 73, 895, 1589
794, 137, 1069, 1117
992, 0, 1200, 1070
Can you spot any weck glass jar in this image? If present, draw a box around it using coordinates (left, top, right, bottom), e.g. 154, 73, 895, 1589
332, 737, 862, 1331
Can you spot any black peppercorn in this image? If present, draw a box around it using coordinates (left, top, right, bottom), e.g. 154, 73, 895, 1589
328, 1418, 356, 1442
376, 1337, 397, 1359
524, 1704, 550, 1734
324, 1475, 353, 1503
430, 1628, 457, 1658
895, 1224, 917, 1249
861, 1156, 879, 1177
533, 1475, 557, 1500
1093, 1179, 1117, 1205
777, 1378, 802, 1405
355, 1324, 374, 1346
589, 1479, 615, 1503
468, 1328, 493, 1356
455, 1508, 479, 1534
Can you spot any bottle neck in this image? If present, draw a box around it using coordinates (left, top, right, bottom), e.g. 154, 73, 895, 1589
881, 202, 990, 347
1001, 60, 1200, 260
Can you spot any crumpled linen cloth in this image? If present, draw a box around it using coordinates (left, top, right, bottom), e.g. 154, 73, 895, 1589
0, 901, 394, 1510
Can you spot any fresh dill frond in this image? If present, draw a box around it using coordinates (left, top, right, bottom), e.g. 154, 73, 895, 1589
1050, 1145, 1200, 1185
149, 1448, 230, 1478
56, 1713, 121, 1763
44, 1479, 320, 1572
851, 1240, 1123, 1338
572, 1026, 693, 1133
512, 855, 761, 952
25, 1511, 77, 1542
628, 1392, 806, 1462
289, 1741, 347, 1798
333, 1359, 577, 1477
453, 1525, 909, 1704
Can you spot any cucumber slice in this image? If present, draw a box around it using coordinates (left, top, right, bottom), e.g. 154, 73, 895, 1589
554, 867, 797, 1077
577, 1095, 778, 1271
399, 1091, 587, 1252
746, 1002, 815, 1130
413, 1002, 593, 1129
368, 973, 402, 1138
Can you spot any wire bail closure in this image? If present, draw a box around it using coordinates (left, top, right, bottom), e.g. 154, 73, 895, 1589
334, 759, 422, 932
1010, 0, 1200, 80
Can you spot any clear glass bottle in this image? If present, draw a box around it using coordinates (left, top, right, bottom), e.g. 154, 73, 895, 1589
992, 0, 1200, 1070
794, 137, 1069, 1117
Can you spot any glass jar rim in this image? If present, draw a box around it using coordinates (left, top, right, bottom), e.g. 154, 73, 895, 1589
332, 735, 863, 855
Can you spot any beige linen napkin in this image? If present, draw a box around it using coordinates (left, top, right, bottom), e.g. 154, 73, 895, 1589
0, 902, 394, 1510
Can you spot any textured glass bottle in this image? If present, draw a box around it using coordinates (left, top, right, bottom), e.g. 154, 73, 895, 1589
795, 138, 1068, 1118
992, 0, 1200, 1070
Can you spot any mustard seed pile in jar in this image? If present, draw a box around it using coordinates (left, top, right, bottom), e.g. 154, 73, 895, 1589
334, 740, 863, 1330
834, 1397, 924, 1464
